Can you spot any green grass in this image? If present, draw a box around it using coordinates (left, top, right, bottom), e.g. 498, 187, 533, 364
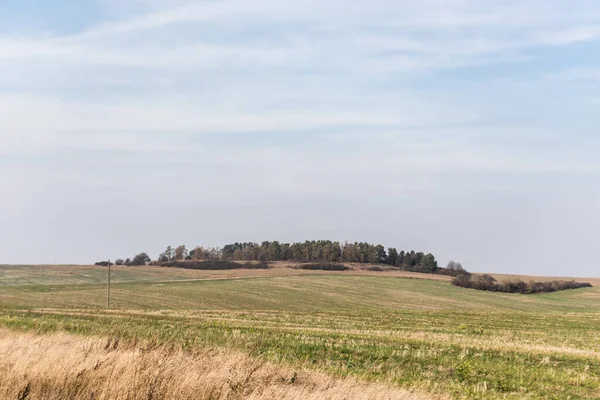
1, 270, 600, 399
0, 264, 220, 286
2, 274, 599, 312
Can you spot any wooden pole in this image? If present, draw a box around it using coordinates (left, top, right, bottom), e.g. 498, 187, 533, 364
107, 259, 111, 309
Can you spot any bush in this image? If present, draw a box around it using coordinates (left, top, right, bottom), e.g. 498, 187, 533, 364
94, 261, 113, 267
129, 252, 151, 266
367, 266, 384, 272
435, 267, 468, 277
160, 260, 269, 270
296, 263, 350, 271
452, 274, 592, 294
399, 265, 466, 276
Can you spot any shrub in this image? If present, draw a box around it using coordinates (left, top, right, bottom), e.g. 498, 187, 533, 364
435, 268, 469, 277
94, 261, 113, 267
159, 260, 269, 270
296, 263, 350, 271
400, 265, 468, 276
129, 253, 151, 266
452, 274, 592, 294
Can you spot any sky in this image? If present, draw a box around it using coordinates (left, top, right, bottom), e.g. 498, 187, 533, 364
0, 0, 599, 276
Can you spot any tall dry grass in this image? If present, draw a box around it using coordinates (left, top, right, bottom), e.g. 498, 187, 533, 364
0, 329, 439, 400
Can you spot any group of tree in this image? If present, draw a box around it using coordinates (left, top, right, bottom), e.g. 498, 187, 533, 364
95, 241, 470, 277
452, 273, 592, 294
95, 252, 151, 267
155, 240, 460, 275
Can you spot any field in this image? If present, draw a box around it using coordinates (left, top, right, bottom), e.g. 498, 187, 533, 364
1, 264, 600, 399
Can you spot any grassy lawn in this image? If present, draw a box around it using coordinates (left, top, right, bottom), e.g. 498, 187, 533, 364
1, 268, 600, 399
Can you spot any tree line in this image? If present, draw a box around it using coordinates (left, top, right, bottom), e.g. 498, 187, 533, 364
95, 252, 150, 267
155, 240, 452, 274
98, 240, 466, 275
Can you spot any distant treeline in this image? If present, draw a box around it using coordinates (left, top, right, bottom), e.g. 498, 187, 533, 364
96, 240, 468, 276
153, 241, 464, 275
96, 252, 151, 267
452, 274, 592, 294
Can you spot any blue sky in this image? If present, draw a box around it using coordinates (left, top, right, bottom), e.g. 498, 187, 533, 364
1, 0, 599, 275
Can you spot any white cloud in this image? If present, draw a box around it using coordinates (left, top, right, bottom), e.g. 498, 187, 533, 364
0, 92, 480, 149
533, 26, 600, 46
2, 0, 600, 71
0, 1, 598, 155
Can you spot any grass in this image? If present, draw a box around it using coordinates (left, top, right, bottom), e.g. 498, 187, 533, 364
1, 265, 600, 399
0, 330, 428, 400
1, 274, 598, 313
0, 263, 453, 287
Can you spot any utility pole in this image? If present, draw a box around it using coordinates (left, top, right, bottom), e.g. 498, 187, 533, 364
107, 259, 111, 309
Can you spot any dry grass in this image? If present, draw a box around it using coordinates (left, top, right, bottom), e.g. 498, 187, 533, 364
23, 308, 600, 359
0, 329, 438, 400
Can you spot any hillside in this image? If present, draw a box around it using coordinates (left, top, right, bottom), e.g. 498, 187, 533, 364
1, 266, 599, 399
0, 262, 451, 287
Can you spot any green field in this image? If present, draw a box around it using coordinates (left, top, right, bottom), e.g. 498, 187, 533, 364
1, 266, 600, 399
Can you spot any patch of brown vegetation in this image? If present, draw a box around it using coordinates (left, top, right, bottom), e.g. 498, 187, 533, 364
482, 273, 600, 286
0, 329, 440, 400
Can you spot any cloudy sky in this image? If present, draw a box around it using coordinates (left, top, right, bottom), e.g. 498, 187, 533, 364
1, 0, 599, 275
